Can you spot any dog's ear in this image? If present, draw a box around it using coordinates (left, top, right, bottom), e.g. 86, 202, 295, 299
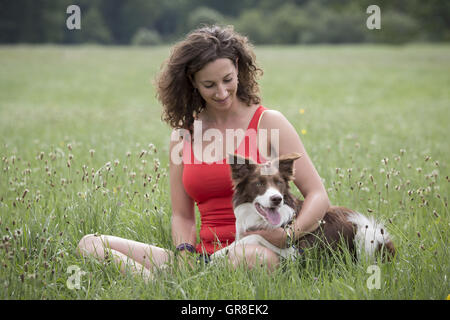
227, 153, 257, 182
274, 153, 302, 180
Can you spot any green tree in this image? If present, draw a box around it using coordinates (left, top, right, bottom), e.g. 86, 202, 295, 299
366, 10, 421, 44
268, 3, 306, 44
186, 7, 225, 31
131, 28, 162, 46
80, 6, 113, 44
234, 9, 271, 44
299, 2, 366, 44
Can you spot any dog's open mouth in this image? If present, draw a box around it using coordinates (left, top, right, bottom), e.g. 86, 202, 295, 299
254, 203, 281, 226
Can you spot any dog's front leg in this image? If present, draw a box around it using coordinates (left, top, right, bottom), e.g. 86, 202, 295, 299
236, 234, 297, 260
210, 244, 234, 260
210, 234, 266, 261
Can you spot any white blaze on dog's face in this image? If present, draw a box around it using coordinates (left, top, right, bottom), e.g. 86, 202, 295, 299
253, 186, 284, 226
228, 153, 302, 227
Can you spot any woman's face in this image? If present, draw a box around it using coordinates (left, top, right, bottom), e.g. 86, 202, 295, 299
193, 58, 239, 111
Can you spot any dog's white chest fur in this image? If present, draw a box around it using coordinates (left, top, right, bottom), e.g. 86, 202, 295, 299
210, 202, 297, 260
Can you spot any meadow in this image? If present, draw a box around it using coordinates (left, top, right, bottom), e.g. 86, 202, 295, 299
0, 44, 448, 300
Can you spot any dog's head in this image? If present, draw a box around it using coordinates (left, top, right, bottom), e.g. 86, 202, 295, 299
227, 153, 302, 226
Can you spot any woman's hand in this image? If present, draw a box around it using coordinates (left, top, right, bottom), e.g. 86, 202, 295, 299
240, 228, 288, 249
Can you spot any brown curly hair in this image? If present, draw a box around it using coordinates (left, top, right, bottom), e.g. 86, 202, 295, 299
155, 25, 263, 133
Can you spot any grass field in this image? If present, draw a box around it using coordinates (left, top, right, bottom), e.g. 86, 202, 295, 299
0, 44, 448, 300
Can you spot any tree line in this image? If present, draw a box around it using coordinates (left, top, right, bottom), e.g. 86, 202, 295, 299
0, 0, 448, 45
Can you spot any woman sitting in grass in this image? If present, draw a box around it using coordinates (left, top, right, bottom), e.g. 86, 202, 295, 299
77, 25, 330, 280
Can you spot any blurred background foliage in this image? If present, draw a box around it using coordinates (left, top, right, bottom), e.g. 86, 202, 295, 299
0, 0, 449, 45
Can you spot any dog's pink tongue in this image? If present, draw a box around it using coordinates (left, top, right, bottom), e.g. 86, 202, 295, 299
267, 208, 281, 225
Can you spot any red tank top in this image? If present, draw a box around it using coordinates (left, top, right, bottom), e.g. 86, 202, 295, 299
182, 106, 267, 254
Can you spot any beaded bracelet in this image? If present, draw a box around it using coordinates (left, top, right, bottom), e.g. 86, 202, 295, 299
176, 243, 196, 253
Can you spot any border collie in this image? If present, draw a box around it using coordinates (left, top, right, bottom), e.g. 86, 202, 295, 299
210, 153, 395, 262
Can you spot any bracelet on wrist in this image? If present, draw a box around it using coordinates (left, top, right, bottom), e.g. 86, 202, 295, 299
284, 223, 295, 248
175, 242, 196, 254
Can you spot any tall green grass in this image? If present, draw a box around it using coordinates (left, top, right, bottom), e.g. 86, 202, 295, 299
0, 44, 448, 299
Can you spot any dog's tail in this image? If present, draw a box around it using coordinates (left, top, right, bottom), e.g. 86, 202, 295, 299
347, 212, 395, 261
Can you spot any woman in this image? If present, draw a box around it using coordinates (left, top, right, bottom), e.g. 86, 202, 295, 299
77, 25, 330, 279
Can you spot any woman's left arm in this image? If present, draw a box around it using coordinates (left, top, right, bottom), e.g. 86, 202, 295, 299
243, 110, 331, 248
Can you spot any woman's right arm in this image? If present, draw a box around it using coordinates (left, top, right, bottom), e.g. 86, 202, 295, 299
169, 130, 197, 248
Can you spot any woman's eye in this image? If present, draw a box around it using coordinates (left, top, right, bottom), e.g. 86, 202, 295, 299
203, 78, 232, 88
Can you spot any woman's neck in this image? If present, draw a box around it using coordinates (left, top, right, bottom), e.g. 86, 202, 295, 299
201, 100, 244, 127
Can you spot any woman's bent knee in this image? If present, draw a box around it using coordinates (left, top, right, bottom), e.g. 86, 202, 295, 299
77, 233, 105, 257
252, 246, 279, 270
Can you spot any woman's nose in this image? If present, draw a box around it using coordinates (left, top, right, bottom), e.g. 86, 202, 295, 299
215, 84, 228, 99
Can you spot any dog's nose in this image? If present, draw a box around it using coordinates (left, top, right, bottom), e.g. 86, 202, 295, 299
270, 195, 282, 206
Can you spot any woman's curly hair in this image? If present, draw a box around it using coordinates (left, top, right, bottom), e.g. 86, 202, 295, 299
155, 25, 263, 133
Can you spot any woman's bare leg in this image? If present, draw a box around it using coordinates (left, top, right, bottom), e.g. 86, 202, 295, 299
77, 234, 173, 281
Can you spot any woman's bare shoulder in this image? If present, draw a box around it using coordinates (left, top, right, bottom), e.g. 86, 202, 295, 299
259, 108, 291, 130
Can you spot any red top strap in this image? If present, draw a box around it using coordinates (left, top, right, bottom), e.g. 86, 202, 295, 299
247, 105, 266, 130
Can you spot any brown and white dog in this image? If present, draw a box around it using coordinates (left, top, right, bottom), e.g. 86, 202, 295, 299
210, 153, 395, 262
